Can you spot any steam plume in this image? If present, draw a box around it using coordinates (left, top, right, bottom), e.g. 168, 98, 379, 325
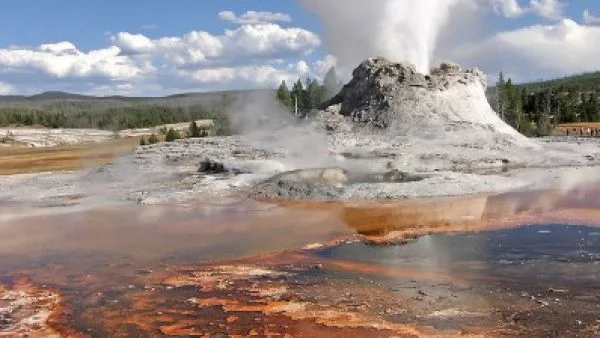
228, 91, 333, 169
300, 0, 463, 74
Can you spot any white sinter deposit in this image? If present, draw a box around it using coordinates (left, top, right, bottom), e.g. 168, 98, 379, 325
2, 58, 600, 206
0, 120, 213, 148
319, 58, 540, 172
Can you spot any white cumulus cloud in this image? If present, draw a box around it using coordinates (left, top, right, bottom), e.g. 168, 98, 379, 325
313, 54, 338, 76
490, 0, 526, 18
447, 19, 600, 81
0, 42, 146, 79
181, 62, 305, 88
218, 10, 292, 25
112, 33, 155, 55
5, 3, 593, 96
112, 24, 320, 67
0, 81, 14, 95
489, 0, 565, 20
583, 9, 600, 25
0, 12, 324, 95
529, 0, 565, 20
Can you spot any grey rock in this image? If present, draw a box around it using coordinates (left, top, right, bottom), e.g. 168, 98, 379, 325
198, 159, 227, 174
249, 180, 343, 201
248, 168, 347, 200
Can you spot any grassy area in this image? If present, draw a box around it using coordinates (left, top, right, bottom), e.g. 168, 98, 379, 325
0, 137, 143, 175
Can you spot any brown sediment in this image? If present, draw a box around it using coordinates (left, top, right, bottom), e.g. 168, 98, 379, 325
144, 243, 600, 336
155, 263, 460, 337
33, 253, 467, 336
0, 277, 79, 337
80, 270, 416, 336
0, 138, 141, 175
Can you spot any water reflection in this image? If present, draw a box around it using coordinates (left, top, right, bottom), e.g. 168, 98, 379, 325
313, 224, 600, 333
339, 181, 600, 243
317, 224, 600, 288
0, 199, 351, 265
2, 180, 600, 270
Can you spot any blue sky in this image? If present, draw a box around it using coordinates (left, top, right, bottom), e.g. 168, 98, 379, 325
1, 0, 600, 96
0, 1, 320, 50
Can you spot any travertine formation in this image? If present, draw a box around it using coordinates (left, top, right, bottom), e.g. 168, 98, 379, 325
326, 58, 524, 139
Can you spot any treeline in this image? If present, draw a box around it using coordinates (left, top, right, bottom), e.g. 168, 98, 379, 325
0, 98, 233, 135
490, 72, 600, 136
276, 67, 342, 114
520, 71, 600, 93
139, 121, 209, 146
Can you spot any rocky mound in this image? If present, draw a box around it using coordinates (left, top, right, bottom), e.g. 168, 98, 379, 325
248, 168, 347, 200
324, 58, 532, 145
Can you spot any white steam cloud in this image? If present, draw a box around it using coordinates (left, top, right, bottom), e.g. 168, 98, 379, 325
300, 0, 462, 74
227, 91, 333, 169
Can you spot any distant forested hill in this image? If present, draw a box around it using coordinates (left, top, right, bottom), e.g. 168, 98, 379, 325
0, 90, 270, 135
0, 67, 342, 135
0, 90, 246, 108
518, 72, 600, 92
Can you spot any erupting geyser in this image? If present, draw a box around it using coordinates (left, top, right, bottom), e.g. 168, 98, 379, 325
300, 0, 463, 73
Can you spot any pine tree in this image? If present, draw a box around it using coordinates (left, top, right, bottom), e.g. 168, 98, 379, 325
291, 79, 305, 115
496, 72, 506, 120
503, 78, 523, 130
536, 112, 552, 136
323, 67, 340, 100
306, 78, 324, 110
276, 81, 291, 108
301, 78, 311, 111
564, 89, 578, 122
148, 133, 159, 144
590, 92, 599, 122
583, 92, 599, 122
165, 128, 181, 142
189, 121, 201, 138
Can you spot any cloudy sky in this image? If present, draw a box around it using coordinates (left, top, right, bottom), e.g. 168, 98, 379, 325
0, 0, 599, 96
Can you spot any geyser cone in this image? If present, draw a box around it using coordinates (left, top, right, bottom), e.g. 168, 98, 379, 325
325, 57, 536, 147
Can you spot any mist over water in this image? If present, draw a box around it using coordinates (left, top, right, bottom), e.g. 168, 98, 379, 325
300, 0, 462, 73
